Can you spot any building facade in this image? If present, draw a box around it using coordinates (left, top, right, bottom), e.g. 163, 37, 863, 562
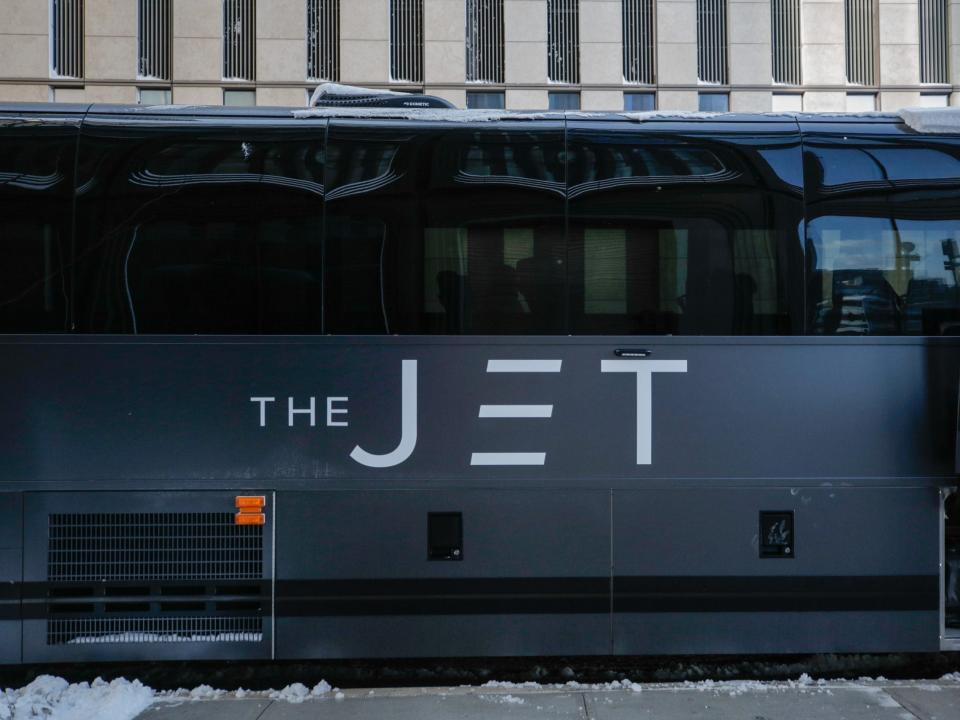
0, 0, 958, 111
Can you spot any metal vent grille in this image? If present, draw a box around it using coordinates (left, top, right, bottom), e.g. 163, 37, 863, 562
920, 0, 949, 84
548, 0, 580, 84
845, 0, 876, 85
771, 0, 801, 85
390, 0, 424, 83
308, 0, 340, 81
138, 0, 172, 80
48, 513, 263, 582
48, 617, 262, 645
51, 0, 84, 79
623, 0, 656, 84
697, 0, 727, 84
466, 0, 505, 83
223, 0, 256, 81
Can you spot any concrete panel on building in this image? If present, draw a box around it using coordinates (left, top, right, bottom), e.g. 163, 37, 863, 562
173, 38, 221, 82
257, 87, 310, 107
581, 90, 624, 111
879, 3, 920, 44
0, 36, 49, 79
0, 84, 49, 102
425, 41, 467, 84
657, 89, 698, 111
257, 0, 308, 39
425, 0, 467, 42
339, 40, 390, 84
728, 1, 773, 45
3, 0, 48, 35
85, 0, 137, 38
730, 90, 773, 113
656, 2, 698, 45
505, 0, 548, 43
171, 85, 224, 106
802, 44, 846, 85
505, 41, 548, 84
802, 1, 846, 46
172, 0, 221, 39
880, 91, 922, 111
51, 87, 88, 103
258, 39, 308, 83
81, 84, 138, 104
340, 0, 390, 41
656, 43, 698, 85
506, 88, 549, 110
729, 43, 772, 86
801, 90, 847, 112
880, 44, 921, 86
426, 87, 467, 108
580, 0, 623, 44
86, 37, 137, 81
581, 43, 625, 85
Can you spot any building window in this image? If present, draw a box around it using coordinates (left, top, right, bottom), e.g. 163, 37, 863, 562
771, 0, 801, 85
920, 0, 949, 84
772, 92, 803, 111
224, 89, 256, 106
138, 0, 172, 80
223, 0, 256, 81
138, 88, 172, 105
622, 0, 656, 84
547, 0, 580, 84
307, 0, 340, 81
624, 92, 655, 111
698, 92, 728, 112
548, 91, 580, 110
466, 0, 505, 83
467, 91, 505, 109
390, 0, 424, 82
845, 0, 876, 85
919, 93, 950, 107
845, 92, 876, 111
697, 0, 727, 84
51, 0, 84, 79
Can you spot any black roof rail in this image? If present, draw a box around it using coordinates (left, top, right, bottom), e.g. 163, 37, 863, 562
309, 83, 455, 109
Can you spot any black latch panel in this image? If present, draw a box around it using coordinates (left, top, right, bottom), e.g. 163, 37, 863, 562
760, 511, 794, 558
428, 512, 462, 561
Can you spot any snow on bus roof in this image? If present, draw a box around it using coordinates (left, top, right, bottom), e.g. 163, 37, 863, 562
309, 82, 407, 106
898, 106, 960, 134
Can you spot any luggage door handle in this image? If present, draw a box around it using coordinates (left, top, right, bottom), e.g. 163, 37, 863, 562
614, 349, 651, 358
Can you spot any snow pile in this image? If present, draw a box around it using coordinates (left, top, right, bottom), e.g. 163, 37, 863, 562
899, 107, 960, 134
0, 675, 154, 720
267, 682, 334, 703
309, 83, 404, 106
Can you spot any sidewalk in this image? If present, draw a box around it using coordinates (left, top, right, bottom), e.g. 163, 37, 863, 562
137, 678, 960, 720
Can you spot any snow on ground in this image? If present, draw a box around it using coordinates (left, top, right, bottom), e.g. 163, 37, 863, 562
2, 672, 958, 719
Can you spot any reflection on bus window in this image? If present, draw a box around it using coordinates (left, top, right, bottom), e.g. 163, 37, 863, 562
809, 218, 960, 335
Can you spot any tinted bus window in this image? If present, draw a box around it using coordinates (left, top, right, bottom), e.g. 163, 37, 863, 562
73, 117, 324, 333
0, 113, 78, 332
804, 130, 960, 335
566, 122, 804, 334
324, 121, 565, 334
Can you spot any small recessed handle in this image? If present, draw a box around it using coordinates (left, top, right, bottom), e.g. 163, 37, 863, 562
615, 349, 651, 358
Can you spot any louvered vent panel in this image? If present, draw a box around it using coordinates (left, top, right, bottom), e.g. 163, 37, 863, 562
224, 0, 256, 81
771, 0, 801, 85
697, 0, 728, 84
548, 0, 580, 84
920, 0, 949, 84
390, 0, 424, 83
623, 0, 656, 85
51, 0, 84, 79
48, 513, 263, 582
845, 0, 876, 85
47, 617, 263, 646
308, 0, 340, 81
138, 0, 171, 80
466, 0, 505, 83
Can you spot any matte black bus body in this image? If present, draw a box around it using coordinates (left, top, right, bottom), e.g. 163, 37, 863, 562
0, 104, 957, 663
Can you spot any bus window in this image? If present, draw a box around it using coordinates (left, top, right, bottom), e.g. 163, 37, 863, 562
805, 135, 960, 335
567, 125, 803, 335
324, 122, 566, 334
0, 114, 77, 332
73, 119, 324, 333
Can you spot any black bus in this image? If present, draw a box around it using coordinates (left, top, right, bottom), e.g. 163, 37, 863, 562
1, 103, 958, 663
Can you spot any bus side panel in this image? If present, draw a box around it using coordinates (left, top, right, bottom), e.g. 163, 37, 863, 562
613, 487, 940, 654
275, 490, 611, 658
0, 493, 22, 664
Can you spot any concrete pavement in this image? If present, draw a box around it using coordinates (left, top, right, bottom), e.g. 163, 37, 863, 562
137, 678, 960, 720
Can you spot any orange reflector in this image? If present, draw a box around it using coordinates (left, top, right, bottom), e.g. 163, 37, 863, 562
235, 495, 266, 510
235, 512, 265, 526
